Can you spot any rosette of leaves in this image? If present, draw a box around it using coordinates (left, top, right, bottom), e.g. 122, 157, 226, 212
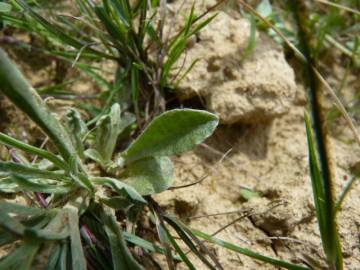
0, 48, 218, 269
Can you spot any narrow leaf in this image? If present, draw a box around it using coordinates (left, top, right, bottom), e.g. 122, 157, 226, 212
103, 210, 143, 270
0, 132, 68, 170
67, 207, 87, 270
0, 48, 76, 162
193, 229, 311, 270
0, 161, 67, 181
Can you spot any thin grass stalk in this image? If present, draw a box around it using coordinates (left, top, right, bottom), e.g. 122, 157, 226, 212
292, 1, 343, 269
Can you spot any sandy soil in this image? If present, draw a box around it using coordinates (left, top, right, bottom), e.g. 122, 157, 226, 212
1, 1, 359, 269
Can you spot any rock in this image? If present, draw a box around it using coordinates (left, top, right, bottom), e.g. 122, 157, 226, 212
174, 11, 297, 124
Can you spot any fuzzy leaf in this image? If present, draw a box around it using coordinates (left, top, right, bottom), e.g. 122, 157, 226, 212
11, 175, 72, 194
0, 132, 68, 170
122, 157, 173, 195
66, 108, 88, 158
0, 161, 67, 181
67, 208, 87, 270
91, 176, 146, 204
95, 104, 136, 162
122, 109, 218, 163
0, 48, 76, 162
0, 3, 11, 13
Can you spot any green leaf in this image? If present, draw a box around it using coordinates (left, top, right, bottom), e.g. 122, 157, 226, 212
123, 231, 179, 259
122, 109, 218, 163
192, 229, 311, 270
122, 156, 173, 195
0, 202, 45, 216
84, 148, 107, 168
67, 207, 87, 270
0, 132, 68, 170
66, 109, 88, 158
240, 188, 260, 201
25, 210, 69, 241
256, 0, 273, 17
0, 161, 67, 181
304, 112, 343, 267
95, 104, 136, 162
45, 244, 62, 270
0, 242, 40, 270
164, 216, 220, 270
0, 48, 76, 162
91, 177, 146, 204
0, 208, 27, 236
162, 225, 196, 270
0, 3, 12, 13
102, 210, 144, 270
11, 174, 72, 194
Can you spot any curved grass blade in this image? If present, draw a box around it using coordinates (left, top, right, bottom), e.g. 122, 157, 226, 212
0, 48, 76, 162
192, 229, 311, 270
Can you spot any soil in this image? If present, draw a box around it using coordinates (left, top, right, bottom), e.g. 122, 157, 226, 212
1, 1, 360, 269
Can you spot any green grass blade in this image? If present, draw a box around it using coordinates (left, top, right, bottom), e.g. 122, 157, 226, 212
292, 1, 343, 266
15, 0, 111, 59
0, 48, 76, 162
123, 231, 179, 259
153, 213, 176, 270
192, 229, 311, 270
102, 210, 144, 270
165, 216, 222, 270
162, 225, 196, 270
335, 175, 358, 214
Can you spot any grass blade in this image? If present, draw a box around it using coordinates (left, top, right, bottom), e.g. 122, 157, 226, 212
102, 210, 144, 270
293, 0, 343, 266
335, 175, 358, 214
192, 229, 311, 270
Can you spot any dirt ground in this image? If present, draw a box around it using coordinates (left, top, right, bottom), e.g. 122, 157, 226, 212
1, 1, 359, 269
